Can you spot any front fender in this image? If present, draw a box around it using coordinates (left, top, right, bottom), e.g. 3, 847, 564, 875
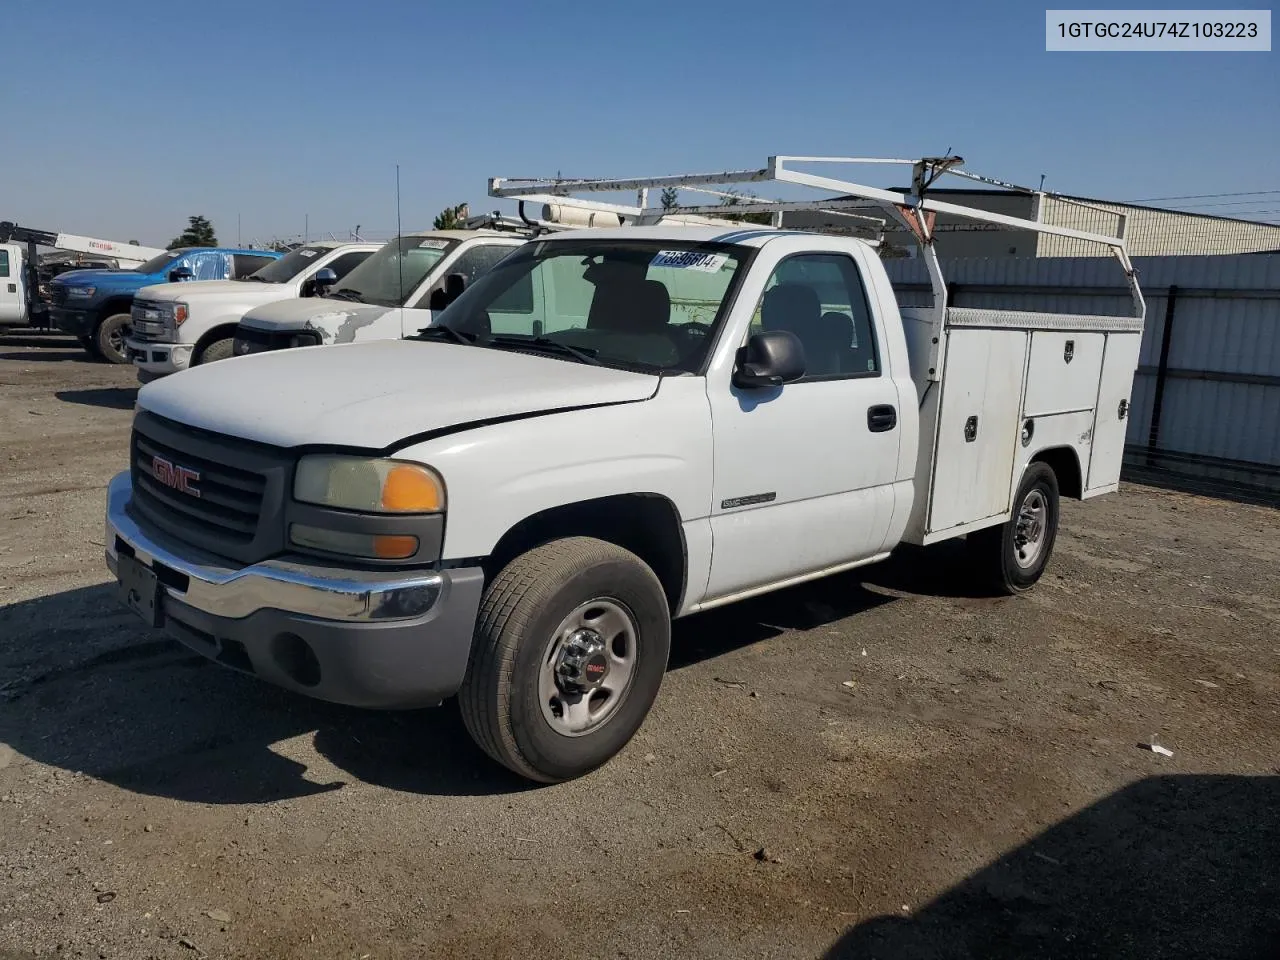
396, 377, 713, 561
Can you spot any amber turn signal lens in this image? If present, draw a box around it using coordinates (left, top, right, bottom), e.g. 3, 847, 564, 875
373, 534, 419, 559
380, 464, 444, 512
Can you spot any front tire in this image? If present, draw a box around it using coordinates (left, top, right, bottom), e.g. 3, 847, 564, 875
971, 462, 1060, 595
459, 537, 671, 783
195, 337, 234, 365
94, 313, 131, 364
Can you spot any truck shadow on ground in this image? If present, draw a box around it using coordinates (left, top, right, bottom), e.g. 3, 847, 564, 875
55, 386, 138, 409
824, 773, 1280, 960
0, 543, 994, 804
0, 332, 93, 364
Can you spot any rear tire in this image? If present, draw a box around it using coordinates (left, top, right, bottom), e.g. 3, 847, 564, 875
971, 462, 1060, 595
196, 337, 234, 365
459, 537, 671, 783
94, 313, 131, 364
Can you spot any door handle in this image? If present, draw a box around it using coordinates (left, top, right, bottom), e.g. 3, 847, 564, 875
867, 404, 897, 432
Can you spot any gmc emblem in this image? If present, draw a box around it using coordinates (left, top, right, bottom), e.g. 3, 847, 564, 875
151, 456, 200, 497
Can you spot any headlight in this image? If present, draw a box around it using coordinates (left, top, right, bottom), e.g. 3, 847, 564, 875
293, 456, 446, 514
65, 286, 96, 298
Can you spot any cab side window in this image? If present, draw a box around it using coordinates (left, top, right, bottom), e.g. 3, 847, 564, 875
750, 254, 880, 380
325, 251, 373, 280
0, 250, 9, 278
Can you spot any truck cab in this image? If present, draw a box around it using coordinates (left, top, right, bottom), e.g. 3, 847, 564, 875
232, 231, 525, 356
126, 241, 380, 380
48, 247, 281, 364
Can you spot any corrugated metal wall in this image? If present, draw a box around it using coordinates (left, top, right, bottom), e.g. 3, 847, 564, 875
1039, 197, 1280, 257
884, 254, 1280, 499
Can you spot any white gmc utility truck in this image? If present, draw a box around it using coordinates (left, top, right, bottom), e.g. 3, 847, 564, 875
104, 157, 1146, 783
126, 240, 381, 379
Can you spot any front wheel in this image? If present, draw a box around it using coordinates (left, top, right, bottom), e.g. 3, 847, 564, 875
970, 462, 1060, 595
94, 313, 131, 364
195, 337, 235, 365
458, 537, 671, 783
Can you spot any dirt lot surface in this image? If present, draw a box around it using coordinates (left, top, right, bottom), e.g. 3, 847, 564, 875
1, 331, 1277, 960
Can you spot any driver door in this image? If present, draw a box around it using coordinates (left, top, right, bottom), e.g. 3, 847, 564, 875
704, 247, 905, 599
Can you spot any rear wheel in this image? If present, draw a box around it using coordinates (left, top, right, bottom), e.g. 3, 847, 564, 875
459, 537, 671, 783
196, 337, 234, 365
971, 462, 1060, 594
94, 313, 131, 364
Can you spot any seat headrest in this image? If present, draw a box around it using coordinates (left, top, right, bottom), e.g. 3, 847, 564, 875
762, 283, 821, 332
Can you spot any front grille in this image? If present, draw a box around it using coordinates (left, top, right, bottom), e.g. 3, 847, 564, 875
130, 300, 170, 342
133, 433, 264, 542
233, 325, 321, 356
129, 412, 291, 564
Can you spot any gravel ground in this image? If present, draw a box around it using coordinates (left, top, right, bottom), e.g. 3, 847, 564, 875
1, 331, 1278, 960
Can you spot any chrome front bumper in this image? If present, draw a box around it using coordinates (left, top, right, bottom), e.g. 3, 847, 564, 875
104, 471, 443, 622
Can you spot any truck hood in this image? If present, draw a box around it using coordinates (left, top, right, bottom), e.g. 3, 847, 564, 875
136, 339, 659, 449
138, 279, 281, 302
52, 268, 143, 286
238, 297, 393, 341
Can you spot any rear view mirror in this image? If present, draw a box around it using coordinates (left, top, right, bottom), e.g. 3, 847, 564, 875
169, 266, 194, 283
733, 330, 806, 389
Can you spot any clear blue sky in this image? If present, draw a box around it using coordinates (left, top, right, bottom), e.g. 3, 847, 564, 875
1, 0, 1275, 247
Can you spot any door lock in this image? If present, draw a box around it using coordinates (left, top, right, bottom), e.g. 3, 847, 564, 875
1118, 398, 1129, 420
964, 415, 979, 442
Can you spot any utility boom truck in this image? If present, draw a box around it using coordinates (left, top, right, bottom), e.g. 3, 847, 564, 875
0, 221, 167, 328
104, 156, 1145, 783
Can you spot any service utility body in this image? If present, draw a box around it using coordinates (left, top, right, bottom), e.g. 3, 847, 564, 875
103, 156, 1146, 783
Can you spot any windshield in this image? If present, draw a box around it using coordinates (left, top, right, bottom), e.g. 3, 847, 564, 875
135, 251, 183, 275
247, 245, 329, 283
328, 236, 457, 306
427, 239, 750, 374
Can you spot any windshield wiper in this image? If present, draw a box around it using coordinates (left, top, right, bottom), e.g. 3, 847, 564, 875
487, 335, 601, 366
411, 325, 476, 346
327, 288, 365, 303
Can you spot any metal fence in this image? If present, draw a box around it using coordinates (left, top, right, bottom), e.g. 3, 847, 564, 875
884, 254, 1280, 502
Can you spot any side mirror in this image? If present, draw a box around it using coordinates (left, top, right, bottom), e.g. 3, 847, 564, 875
312, 267, 338, 296
732, 330, 806, 389
168, 266, 194, 283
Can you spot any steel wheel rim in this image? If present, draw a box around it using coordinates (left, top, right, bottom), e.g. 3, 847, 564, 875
1013, 489, 1048, 569
538, 598, 638, 738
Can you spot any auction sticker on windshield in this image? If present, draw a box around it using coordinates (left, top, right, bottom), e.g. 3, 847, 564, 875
651, 250, 728, 272
419, 239, 449, 249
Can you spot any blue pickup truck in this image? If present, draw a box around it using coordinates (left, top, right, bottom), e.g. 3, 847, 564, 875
49, 247, 282, 363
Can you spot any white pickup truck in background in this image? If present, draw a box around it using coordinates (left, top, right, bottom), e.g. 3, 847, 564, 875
103, 156, 1145, 784
230, 230, 527, 356
126, 240, 381, 379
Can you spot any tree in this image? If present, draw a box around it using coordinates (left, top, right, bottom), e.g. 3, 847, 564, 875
660, 186, 679, 210
167, 216, 217, 250
433, 203, 469, 230
718, 189, 772, 225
